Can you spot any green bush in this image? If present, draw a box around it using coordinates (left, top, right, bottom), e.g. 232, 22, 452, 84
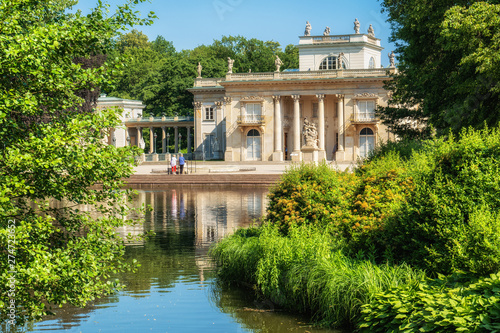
266, 159, 414, 261
365, 138, 425, 163
359, 272, 500, 332
266, 127, 500, 275
382, 127, 500, 275
266, 162, 356, 235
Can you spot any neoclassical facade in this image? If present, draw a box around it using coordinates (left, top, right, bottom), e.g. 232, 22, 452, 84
189, 21, 396, 162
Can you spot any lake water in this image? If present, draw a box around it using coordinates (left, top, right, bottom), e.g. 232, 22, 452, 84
28, 186, 343, 333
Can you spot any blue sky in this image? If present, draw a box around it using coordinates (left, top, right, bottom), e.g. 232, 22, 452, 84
74, 0, 395, 66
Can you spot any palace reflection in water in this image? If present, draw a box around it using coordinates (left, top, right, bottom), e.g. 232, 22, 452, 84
27, 186, 342, 333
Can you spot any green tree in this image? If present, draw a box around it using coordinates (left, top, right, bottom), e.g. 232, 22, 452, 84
379, 0, 500, 138
109, 34, 300, 118
0, 0, 154, 325
116, 29, 150, 51
279, 44, 300, 70
109, 41, 168, 103
147, 52, 197, 116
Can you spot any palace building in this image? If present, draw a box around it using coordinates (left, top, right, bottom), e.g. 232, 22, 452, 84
189, 20, 397, 162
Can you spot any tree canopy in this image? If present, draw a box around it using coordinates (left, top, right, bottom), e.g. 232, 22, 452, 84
0, 0, 154, 325
109, 34, 299, 117
379, 0, 500, 138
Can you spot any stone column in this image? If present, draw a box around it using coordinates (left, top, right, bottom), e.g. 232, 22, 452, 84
149, 127, 154, 154
272, 95, 283, 161
187, 127, 192, 154
193, 102, 203, 160
291, 94, 301, 162
316, 94, 326, 160
136, 126, 144, 162
161, 126, 166, 154
336, 94, 345, 161
125, 128, 130, 146
136, 126, 142, 148
223, 96, 232, 161
174, 126, 179, 153
215, 101, 224, 159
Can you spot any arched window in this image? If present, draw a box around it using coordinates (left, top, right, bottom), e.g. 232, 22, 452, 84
247, 129, 260, 137
369, 57, 375, 69
359, 127, 375, 158
319, 56, 337, 70
319, 56, 348, 70
360, 128, 374, 136
246, 129, 261, 160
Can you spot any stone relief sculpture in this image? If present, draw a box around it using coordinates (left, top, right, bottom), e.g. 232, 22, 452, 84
275, 55, 283, 72
368, 24, 375, 37
302, 118, 318, 148
389, 51, 396, 67
354, 18, 360, 34
304, 21, 311, 36
323, 26, 330, 36
227, 57, 234, 74
197, 62, 202, 78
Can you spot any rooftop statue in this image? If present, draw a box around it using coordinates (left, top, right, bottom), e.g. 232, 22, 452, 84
304, 21, 311, 36
323, 26, 330, 36
389, 51, 396, 67
354, 18, 360, 34
197, 62, 202, 78
275, 55, 283, 72
368, 24, 375, 37
227, 57, 234, 74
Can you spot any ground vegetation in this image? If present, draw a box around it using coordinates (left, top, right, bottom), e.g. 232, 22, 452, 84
211, 126, 500, 331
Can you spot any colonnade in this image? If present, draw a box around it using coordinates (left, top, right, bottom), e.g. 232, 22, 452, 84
131, 125, 192, 154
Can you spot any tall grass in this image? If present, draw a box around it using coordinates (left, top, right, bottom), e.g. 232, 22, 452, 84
210, 223, 425, 328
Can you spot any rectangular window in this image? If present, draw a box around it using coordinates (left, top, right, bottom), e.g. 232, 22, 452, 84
245, 103, 261, 123
312, 103, 318, 118
246, 103, 261, 116
357, 101, 375, 120
205, 107, 214, 120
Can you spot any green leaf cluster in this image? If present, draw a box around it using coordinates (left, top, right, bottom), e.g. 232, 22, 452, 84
379, 0, 500, 138
0, 0, 154, 325
380, 127, 500, 275
359, 273, 500, 332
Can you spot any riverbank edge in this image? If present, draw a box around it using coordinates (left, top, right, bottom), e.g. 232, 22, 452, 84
123, 173, 283, 187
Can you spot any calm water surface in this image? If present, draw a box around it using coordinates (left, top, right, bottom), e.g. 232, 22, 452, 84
29, 186, 344, 333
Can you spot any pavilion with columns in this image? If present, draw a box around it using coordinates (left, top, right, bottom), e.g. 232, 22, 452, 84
189, 20, 396, 162
97, 96, 195, 161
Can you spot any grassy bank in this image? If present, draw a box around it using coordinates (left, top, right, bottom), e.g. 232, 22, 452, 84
210, 127, 500, 331
211, 223, 424, 327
